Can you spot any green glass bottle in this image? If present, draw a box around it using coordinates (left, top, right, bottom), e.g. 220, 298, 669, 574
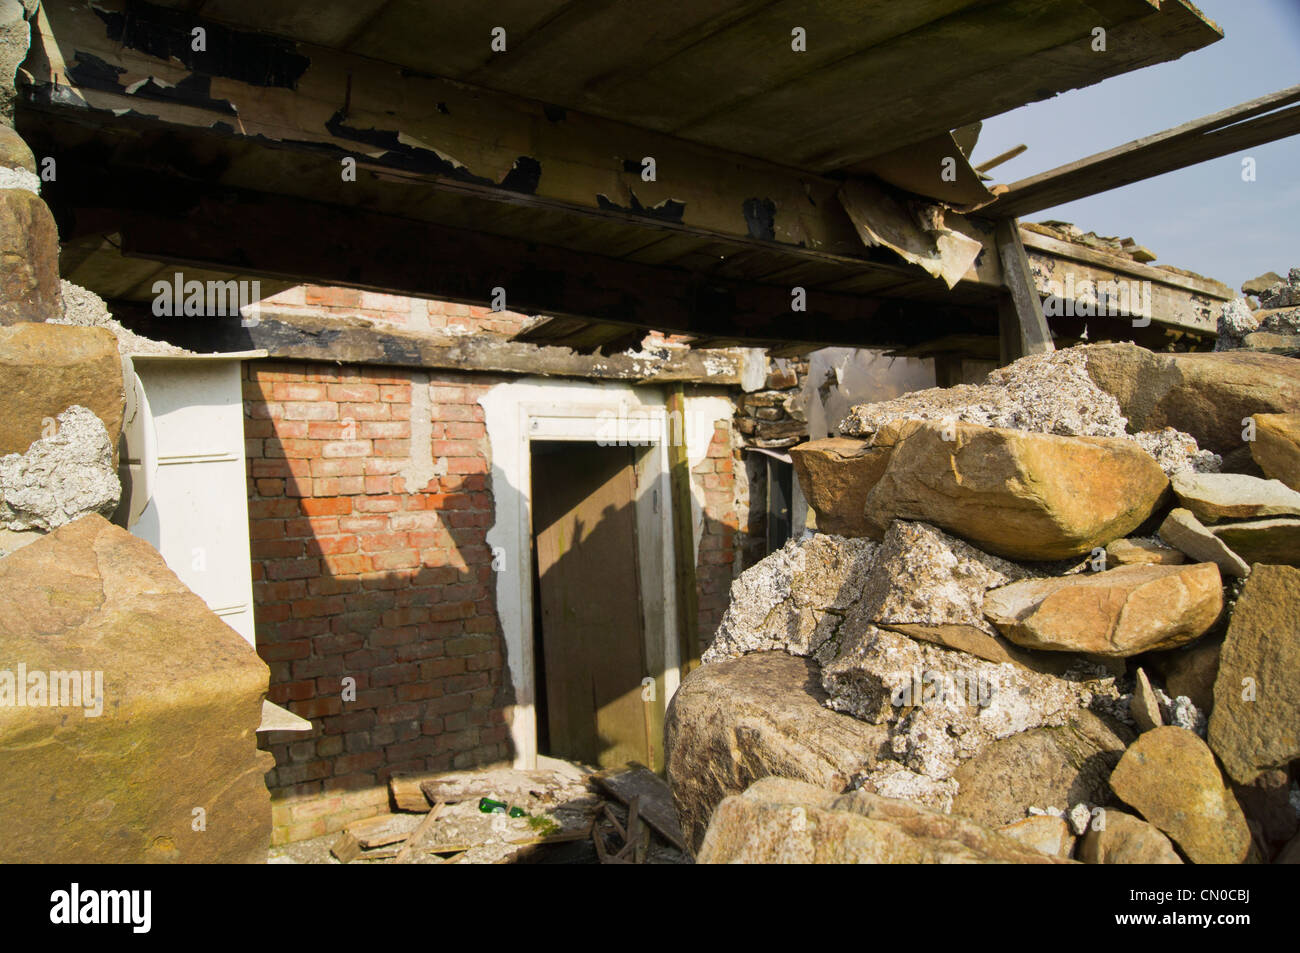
478, 796, 507, 814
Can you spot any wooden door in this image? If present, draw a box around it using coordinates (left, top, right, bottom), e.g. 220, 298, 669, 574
531, 441, 648, 769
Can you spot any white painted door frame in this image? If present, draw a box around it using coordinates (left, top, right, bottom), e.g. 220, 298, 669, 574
481, 380, 681, 770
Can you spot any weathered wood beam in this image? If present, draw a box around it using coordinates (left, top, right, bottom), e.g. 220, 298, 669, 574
109, 305, 744, 385
987, 84, 1300, 218
86, 185, 976, 348
994, 219, 1054, 362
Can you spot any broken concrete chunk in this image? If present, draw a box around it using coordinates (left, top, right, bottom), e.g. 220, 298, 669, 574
1078, 808, 1183, 864
702, 534, 877, 663
1170, 471, 1300, 523
1209, 517, 1300, 566
1108, 726, 1253, 864
859, 520, 1028, 637
1209, 565, 1300, 785
863, 420, 1169, 561
1158, 507, 1251, 577
696, 777, 1068, 864
789, 437, 891, 538
0, 321, 124, 457
0, 515, 273, 862
820, 622, 1115, 782
1250, 412, 1300, 490
983, 562, 1223, 657
0, 405, 121, 532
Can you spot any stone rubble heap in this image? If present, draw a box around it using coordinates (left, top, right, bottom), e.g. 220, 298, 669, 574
1218, 267, 1300, 354
670, 338, 1300, 865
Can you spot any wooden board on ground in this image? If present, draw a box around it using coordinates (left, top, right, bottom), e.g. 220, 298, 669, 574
329, 832, 362, 865
346, 813, 417, 849
594, 763, 688, 852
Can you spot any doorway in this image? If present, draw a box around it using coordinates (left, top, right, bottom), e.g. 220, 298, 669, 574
529, 441, 651, 769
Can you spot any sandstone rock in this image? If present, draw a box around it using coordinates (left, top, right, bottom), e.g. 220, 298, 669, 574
1242, 331, 1300, 355
1209, 518, 1300, 565
821, 622, 1117, 782
696, 777, 1068, 864
0, 122, 34, 173
863, 420, 1169, 560
997, 815, 1075, 858
0, 405, 121, 531
950, 711, 1130, 829
1106, 536, 1185, 566
664, 652, 890, 852
0, 189, 61, 325
1158, 508, 1251, 577
1131, 668, 1163, 732
0, 515, 273, 863
703, 534, 876, 663
1232, 770, 1299, 857
1149, 637, 1222, 715
1243, 272, 1284, 297
1250, 413, 1300, 490
1083, 343, 1300, 454
789, 438, 890, 537
1171, 471, 1300, 522
0, 322, 124, 456
983, 563, 1222, 657
1108, 726, 1253, 864
1209, 565, 1300, 784
1078, 808, 1183, 864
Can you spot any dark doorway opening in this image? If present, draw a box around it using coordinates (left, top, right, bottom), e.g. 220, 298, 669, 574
529, 441, 650, 769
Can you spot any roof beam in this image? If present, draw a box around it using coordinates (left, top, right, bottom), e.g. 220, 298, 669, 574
987, 84, 1300, 218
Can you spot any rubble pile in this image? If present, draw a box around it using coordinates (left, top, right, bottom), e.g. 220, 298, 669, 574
1217, 268, 1300, 354
273, 762, 690, 865
671, 339, 1300, 864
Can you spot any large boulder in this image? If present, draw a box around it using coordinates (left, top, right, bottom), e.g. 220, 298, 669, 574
1083, 344, 1300, 454
949, 711, 1131, 829
983, 562, 1222, 656
789, 437, 890, 537
863, 420, 1168, 560
1108, 726, 1253, 864
1078, 808, 1183, 864
664, 652, 890, 853
1250, 412, 1300, 489
0, 189, 61, 326
0, 515, 273, 863
0, 322, 124, 457
697, 777, 1069, 864
1208, 565, 1300, 785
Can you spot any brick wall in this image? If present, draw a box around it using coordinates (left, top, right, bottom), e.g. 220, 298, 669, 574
244, 359, 740, 843
244, 361, 513, 844
693, 419, 741, 649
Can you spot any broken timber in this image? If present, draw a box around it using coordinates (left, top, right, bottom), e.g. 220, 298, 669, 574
988, 84, 1300, 219
995, 220, 1055, 362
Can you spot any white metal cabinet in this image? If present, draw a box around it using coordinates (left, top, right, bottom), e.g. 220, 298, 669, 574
125, 352, 264, 648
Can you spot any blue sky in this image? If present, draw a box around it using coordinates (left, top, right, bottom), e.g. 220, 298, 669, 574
972, 0, 1300, 294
